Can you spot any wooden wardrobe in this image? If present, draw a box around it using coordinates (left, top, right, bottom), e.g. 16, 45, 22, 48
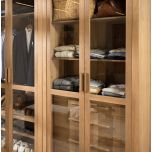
1, 0, 150, 152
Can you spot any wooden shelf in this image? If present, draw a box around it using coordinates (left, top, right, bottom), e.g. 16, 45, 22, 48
52, 57, 125, 63
68, 138, 79, 145
52, 19, 79, 24
90, 122, 111, 129
90, 144, 110, 152
12, 84, 35, 92
68, 118, 79, 122
52, 57, 79, 61
91, 16, 125, 22
1, 83, 6, 89
90, 94, 126, 106
50, 89, 80, 99
1, 110, 34, 123
1, 12, 34, 18
52, 16, 125, 24
1, 128, 34, 139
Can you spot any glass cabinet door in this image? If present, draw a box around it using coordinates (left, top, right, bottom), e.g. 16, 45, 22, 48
85, 0, 128, 152
12, 0, 35, 151
90, 102, 125, 152
50, 0, 83, 93
51, 96, 80, 152
12, 0, 34, 86
49, 1, 85, 152
89, 0, 126, 99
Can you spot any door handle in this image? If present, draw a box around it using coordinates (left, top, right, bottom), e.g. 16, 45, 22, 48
5, 68, 11, 83
80, 73, 84, 92
84, 73, 89, 93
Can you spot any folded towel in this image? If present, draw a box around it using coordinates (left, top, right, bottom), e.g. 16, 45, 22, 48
55, 51, 74, 58
74, 49, 106, 59
102, 91, 125, 98
109, 48, 126, 53
54, 45, 79, 52
108, 52, 126, 57
53, 76, 79, 92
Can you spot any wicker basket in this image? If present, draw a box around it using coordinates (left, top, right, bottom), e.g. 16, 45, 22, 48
53, 0, 95, 21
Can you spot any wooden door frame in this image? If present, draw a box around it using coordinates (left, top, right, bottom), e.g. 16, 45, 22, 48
5, 0, 13, 151
45, 0, 86, 152
4, 0, 45, 151
132, 0, 151, 151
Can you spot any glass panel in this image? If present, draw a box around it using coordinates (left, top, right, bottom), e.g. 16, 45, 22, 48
12, 0, 34, 86
52, 95, 79, 152
1, 0, 5, 83
90, 101, 125, 152
51, 0, 80, 92
89, 0, 126, 98
13, 90, 34, 151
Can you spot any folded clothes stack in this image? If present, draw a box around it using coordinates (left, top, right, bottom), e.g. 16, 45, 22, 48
74, 49, 106, 59
90, 79, 105, 94
107, 48, 126, 60
54, 45, 79, 58
102, 84, 125, 98
53, 76, 105, 93
53, 76, 79, 92
13, 139, 34, 152
91, 49, 106, 59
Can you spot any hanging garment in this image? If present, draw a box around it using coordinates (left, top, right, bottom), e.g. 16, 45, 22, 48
1, 30, 17, 81
1, 31, 5, 81
13, 29, 34, 86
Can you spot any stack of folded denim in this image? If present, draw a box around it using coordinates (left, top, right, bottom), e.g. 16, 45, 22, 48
74, 49, 106, 59
107, 48, 126, 60
90, 79, 105, 94
53, 76, 79, 92
90, 49, 106, 59
102, 84, 125, 98
54, 45, 79, 58
53, 77, 105, 93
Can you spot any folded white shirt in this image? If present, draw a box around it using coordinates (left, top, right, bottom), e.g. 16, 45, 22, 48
102, 84, 125, 96
54, 45, 79, 52
109, 48, 126, 53
55, 50, 74, 58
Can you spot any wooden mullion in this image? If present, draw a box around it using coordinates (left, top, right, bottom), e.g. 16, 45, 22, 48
5, 0, 13, 152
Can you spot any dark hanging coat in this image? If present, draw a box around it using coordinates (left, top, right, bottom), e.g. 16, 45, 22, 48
13, 29, 34, 86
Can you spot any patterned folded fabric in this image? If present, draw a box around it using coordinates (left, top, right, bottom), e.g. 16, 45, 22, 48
54, 45, 79, 52
102, 92, 125, 98
108, 52, 126, 57
109, 48, 126, 53
90, 79, 105, 88
53, 76, 79, 92
107, 48, 126, 60
90, 80, 105, 94
55, 50, 75, 58
74, 49, 106, 59
102, 84, 125, 97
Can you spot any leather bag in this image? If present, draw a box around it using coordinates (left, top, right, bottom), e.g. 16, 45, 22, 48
95, 0, 124, 17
